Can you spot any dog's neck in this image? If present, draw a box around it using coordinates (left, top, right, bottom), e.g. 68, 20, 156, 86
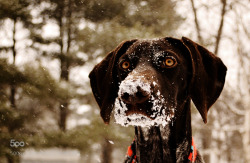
134, 100, 192, 163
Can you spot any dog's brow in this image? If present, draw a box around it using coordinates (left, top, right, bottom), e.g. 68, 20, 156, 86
153, 51, 166, 58
154, 51, 165, 57
154, 50, 176, 57
126, 52, 139, 60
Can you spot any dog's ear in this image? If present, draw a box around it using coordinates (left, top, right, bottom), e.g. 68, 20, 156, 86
89, 39, 137, 124
181, 37, 227, 123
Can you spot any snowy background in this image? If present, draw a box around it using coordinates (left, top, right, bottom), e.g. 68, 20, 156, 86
0, 0, 249, 162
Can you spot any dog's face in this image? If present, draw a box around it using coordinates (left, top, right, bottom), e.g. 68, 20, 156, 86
89, 37, 227, 126
114, 40, 192, 127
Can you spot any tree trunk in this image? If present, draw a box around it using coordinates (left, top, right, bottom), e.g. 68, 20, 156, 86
12, 18, 17, 64
214, 0, 227, 55
101, 138, 113, 163
10, 18, 17, 109
58, 0, 73, 131
201, 129, 211, 163
7, 157, 14, 163
66, 0, 72, 57
10, 83, 16, 109
190, 0, 203, 44
57, 0, 68, 131
7, 155, 20, 163
59, 102, 68, 131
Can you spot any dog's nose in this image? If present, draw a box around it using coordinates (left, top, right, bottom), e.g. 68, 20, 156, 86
120, 86, 151, 105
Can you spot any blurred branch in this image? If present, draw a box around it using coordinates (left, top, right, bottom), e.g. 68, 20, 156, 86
214, 0, 227, 55
221, 97, 245, 116
190, 0, 203, 44
232, 4, 250, 41
233, 6, 250, 98
0, 46, 12, 52
241, 22, 250, 40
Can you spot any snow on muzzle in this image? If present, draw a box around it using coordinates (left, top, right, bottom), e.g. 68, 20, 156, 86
114, 75, 175, 127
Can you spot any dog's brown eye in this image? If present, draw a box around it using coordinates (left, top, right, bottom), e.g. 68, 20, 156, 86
121, 61, 130, 70
162, 57, 177, 68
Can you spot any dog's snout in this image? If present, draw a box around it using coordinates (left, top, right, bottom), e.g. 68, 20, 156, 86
120, 85, 151, 105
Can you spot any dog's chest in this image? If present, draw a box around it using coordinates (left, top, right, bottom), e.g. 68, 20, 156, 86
135, 126, 175, 163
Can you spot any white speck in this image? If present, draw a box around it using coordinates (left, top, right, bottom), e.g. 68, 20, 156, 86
140, 1, 148, 6
156, 90, 161, 96
108, 140, 114, 144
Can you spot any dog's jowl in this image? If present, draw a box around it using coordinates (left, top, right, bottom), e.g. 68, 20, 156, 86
89, 37, 227, 163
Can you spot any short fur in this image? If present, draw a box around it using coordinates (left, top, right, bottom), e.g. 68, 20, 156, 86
89, 37, 227, 163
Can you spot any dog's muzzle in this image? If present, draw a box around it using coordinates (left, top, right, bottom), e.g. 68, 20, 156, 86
114, 74, 175, 127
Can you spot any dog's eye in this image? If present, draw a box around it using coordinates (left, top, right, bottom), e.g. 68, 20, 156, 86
121, 61, 131, 70
162, 57, 177, 68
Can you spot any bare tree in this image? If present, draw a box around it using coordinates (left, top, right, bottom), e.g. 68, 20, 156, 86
188, 0, 250, 162
214, 0, 227, 55
190, 0, 203, 44
233, 2, 250, 162
10, 18, 17, 109
188, 0, 229, 162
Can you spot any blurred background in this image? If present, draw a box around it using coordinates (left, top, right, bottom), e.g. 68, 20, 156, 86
0, 0, 249, 162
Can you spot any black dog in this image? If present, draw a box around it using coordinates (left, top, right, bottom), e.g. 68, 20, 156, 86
89, 37, 227, 163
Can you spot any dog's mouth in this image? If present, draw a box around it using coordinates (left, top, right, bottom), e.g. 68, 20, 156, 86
123, 101, 154, 119
114, 95, 175, 127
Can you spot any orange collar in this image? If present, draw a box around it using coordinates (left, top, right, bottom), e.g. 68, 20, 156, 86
125, 140, 137, 163
125, 138, 197, 163
188, 137, 197, 162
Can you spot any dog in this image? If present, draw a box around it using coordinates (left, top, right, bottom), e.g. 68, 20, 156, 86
89, 37, 227, 163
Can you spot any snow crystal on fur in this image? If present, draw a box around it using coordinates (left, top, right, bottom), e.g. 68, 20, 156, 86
114, 75, 175, 127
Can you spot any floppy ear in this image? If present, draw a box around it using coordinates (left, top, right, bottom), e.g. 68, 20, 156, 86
89, 39, 137, 124
181, 37, 227, 123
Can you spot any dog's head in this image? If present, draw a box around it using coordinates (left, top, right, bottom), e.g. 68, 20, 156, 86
89, 37, 227, 126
